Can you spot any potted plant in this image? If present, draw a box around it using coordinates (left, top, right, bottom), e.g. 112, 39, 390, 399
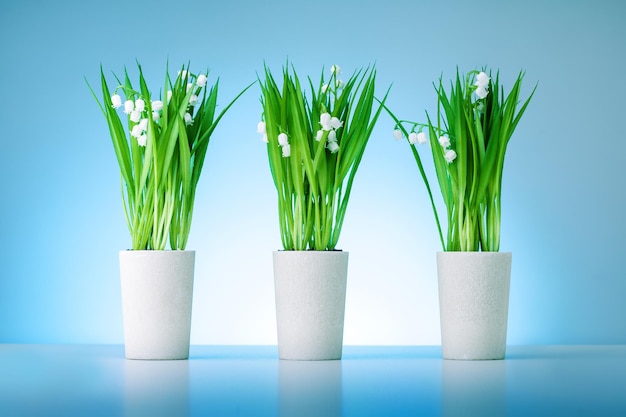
388, 69, 535, 360
88, 62, 250, 359
257, 63, 389, 360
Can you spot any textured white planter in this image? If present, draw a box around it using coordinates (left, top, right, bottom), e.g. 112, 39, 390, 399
273, 250, 349, 360
437, 252, 512, 360
119, 250, 195, 360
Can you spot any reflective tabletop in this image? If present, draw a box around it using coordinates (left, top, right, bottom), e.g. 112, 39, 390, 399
1, 345, 624, 416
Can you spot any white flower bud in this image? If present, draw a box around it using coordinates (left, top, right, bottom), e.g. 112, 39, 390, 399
137, 134, 147, 147
139, 118, 149, 132
257, 121, 266, 134
408, 132, 419, 144
184, 112, 193, 126
417, 132, 428, 145
330, 64, 341, 75
189, 95, 199, 106
328, 130, 337, 143
393, 129, 403, 140
152, 111, 160, 121
439, 136, 451, 148
315, 130, 324, 142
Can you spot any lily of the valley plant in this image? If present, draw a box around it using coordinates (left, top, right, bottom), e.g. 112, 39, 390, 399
258, 63, 389, 251
88, 62, 250, 250
388, 69, 535, 252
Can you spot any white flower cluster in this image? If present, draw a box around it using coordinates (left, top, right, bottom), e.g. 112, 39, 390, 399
393, 129, 428, 146
316, 112, 343, 154
474, 71, 490, 99
256, 122, 290, 157
256, 111, 344, 157
110, 96, 154, 146
321, 65, 345, 94
256, 65, 346, 158
278, 132, 290, 157
393, 129, 455, 163
110, 72, 208, 147
438, 135, 457, 163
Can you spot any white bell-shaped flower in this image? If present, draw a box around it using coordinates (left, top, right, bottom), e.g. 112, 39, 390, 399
130, 110, 142, 123
123, 100, 134, 114
475, 71, 490, 88
475, 86, 489, 99
330, 117, 343, 130
135, 98, 145, 112
111, 94, 122, 109
152, 100, 163, 112
278, 133, 289, 146
130, 124, 143, 138
327, 140, 340, 154
444, 149, 457, 163
196, 74, 208, 88
320, 113, 332, 131
281, 143, 291, 157
139, 118, 149, 132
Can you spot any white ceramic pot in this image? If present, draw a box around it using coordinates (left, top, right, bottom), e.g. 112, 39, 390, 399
437, 252, 512, 360
119, 250, 195, 360
273, 250, 349, 360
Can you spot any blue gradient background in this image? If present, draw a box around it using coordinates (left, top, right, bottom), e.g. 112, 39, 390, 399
0, 0, 624, 346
